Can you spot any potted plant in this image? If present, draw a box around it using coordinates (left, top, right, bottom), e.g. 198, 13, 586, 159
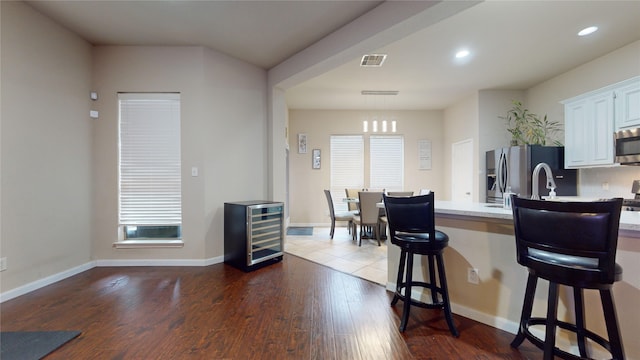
501, 100, 563, 146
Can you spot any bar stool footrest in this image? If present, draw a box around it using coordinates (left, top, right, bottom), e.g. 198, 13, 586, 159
394, 281, 445, 309
519, 317, 615, 360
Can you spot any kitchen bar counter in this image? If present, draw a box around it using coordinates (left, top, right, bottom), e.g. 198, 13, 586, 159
435, 200, 640, 234
383, 198, 640, 359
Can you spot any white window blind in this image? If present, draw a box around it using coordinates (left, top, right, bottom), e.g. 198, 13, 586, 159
118, 93, 182, 226
370, 135, 404, 192
330, 135, 364, 211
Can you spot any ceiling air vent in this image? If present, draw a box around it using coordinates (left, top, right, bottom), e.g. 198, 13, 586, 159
360, 54, 387, 67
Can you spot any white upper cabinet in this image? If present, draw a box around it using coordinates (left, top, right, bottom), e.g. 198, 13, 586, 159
615, 76, 640, 130
562, 76, 639, 168
563, 90, 615, 168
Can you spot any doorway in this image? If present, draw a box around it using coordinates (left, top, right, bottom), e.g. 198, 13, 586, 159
452, 139, 473, 202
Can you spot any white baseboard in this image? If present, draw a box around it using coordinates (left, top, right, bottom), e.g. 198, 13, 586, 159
385, 282, 614, 359
95, 256, 224, 267
288, 223, 341, 228
0, 261, 96, 303
1, 256, 225, 303
386, 280, 518, 335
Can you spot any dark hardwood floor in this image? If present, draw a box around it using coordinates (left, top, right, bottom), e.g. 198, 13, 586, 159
1, 255, 540, 359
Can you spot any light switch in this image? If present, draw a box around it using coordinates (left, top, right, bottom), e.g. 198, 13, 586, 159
89, 110, 99, 119
191, 167, 198, 177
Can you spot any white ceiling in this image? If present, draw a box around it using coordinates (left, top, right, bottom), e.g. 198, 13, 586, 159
25, 0, 640, 111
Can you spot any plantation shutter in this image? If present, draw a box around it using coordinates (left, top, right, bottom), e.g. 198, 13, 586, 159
118, 93, 182, 226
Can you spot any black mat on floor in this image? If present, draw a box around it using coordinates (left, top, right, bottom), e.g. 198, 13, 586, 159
0, 330, 81, 360
287, 227, 313, 236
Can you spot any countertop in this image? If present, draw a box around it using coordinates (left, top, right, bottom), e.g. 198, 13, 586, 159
435, 200, 640, 233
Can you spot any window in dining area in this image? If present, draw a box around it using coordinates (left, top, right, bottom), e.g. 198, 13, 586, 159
370, 135, 404, 192
330, 135, 364, 212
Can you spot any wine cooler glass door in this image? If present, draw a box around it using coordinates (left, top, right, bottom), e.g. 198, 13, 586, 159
248, 204, 284, 266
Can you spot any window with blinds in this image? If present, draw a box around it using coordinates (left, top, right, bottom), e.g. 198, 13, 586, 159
370, 135, 404, 192
330, 135, 364, 212
118, 93, 182, 240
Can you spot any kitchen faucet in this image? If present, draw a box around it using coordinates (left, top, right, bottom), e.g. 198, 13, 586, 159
531, 162, 557, 200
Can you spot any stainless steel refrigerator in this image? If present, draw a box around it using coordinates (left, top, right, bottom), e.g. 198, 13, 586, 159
486, 145, 577, 203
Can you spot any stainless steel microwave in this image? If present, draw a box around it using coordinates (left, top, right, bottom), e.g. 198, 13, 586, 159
615, 128, 640, 165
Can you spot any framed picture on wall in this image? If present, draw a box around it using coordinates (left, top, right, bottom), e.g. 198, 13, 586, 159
312, 149, 321, 169
298, 133, 307, 154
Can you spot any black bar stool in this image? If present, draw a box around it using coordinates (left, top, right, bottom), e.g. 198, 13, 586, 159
383, 193, 458, 336
510, 196, 624, 360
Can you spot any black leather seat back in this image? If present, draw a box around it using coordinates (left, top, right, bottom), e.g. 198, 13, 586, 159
511, 196, 623, 284
383, 193, 436, 240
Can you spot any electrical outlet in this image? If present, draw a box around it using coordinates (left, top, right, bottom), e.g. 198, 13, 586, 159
467, 267, 479, 284
0, 257, 7, 272
602, 182, 609, 190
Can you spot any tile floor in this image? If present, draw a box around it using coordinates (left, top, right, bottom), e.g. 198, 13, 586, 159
284, 226, 388, 286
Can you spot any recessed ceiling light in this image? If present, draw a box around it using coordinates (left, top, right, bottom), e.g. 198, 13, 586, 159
455, 49, 470, 59
578, 26, 598, 36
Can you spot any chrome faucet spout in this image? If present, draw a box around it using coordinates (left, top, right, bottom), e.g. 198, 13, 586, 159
531, 162, 557, 200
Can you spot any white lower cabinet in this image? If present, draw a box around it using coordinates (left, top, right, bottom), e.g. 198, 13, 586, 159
563, 76, 639, 168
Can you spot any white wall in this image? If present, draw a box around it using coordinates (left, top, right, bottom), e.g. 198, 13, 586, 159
92, 45, 267, 261
527, 40, 640, 199
201, 47, 268, 258
288, 109, 444, 225
0, 2, 93, 292
443, 94, 479, 201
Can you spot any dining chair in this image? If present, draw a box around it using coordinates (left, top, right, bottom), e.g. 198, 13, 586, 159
354, 191, 384, 246
323, 190, 355, 239
345, 188, 360, 213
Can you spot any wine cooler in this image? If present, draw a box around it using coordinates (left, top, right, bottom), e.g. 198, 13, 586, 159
224, 201, 284, 271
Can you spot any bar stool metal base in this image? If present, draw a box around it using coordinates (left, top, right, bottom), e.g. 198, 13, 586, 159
392, 249, 459, 337
511, 273, 625, 360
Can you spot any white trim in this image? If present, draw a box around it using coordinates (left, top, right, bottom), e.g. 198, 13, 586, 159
0, 261, 96, 303
385, 282, 519, 334
113, 240, 185, 249
288, 222, 342, 228
95, 257, 223, 267
451, 302, 518, 334
384, 283, 611, 359
0, 256, 224, 303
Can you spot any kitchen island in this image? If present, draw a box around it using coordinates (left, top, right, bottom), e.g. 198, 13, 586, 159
386, 200, 640, 359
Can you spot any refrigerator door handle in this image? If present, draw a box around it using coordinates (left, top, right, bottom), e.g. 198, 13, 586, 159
497, 152, 507, 193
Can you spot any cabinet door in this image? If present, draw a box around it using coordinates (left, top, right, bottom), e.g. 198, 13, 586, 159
564, 91, 614, 168
615, 78, 640, 130
590, 91, 615, 165
564, 99, 589, 167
